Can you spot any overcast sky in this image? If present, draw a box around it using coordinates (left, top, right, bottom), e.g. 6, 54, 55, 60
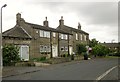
0, 0, 119, 43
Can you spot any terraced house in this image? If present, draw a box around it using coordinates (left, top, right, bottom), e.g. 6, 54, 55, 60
2, 13, 89, 61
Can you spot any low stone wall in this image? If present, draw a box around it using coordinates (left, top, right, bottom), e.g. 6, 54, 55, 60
34, 62, 50, 67
15, 62, 35, 66
44, 57, 71, 64
74, 55, 84, 61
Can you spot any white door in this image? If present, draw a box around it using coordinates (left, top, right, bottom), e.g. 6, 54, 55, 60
52, 45, 58, 57
19, 45, 29, 61
69, 46, 73, 55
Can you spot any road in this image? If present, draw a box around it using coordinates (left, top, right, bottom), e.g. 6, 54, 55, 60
2, 58, 119, 80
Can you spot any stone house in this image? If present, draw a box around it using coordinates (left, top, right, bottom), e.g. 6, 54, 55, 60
57, 16, 89, 54
2, 13, 89, 61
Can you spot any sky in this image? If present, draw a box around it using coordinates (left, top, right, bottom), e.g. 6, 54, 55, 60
0, 0, 119, 43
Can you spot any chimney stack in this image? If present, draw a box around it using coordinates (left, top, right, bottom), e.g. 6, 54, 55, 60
16, 13, 21, 25
43, 17, 49, 27
59, 16, 64, 26
78, 22, 81, 30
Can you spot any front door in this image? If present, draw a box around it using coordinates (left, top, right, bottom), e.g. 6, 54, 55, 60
52, 45, 58, 57
19, 45, 29, 61
69, 46, 73, 55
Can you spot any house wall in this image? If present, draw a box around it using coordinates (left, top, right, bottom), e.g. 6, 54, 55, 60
57, 25, 89, 54
2, 37, 31, 45
2, 37, 31, 60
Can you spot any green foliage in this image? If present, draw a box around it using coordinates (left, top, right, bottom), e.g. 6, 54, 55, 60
92, 44, 110, 56
76, 43, 87, 55
31, 56, 46, 62
89, 38, 99, 47
3, 44, 20, 66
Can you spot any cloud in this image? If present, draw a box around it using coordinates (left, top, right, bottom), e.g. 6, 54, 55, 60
0, 0, 118, 42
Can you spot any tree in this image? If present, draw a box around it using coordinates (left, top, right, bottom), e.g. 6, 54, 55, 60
76, 43, 87, 55
92, 44, 110, 56
89, 38, 99, 47
3, 44, 20, 66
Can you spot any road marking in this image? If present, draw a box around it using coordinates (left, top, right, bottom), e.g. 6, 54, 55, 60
96, 66, 117, 80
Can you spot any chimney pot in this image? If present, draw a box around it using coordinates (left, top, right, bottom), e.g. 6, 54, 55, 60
59, 16, 64, 26
43, 16, 49, 27
16, 13, 21, 25
78, 22, 81, 30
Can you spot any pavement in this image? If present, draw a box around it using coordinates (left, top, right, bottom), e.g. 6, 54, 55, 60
2, 67, 43, 78
2, 59, 83, 78
2, 57, 118, 80
2, 56, 86, 78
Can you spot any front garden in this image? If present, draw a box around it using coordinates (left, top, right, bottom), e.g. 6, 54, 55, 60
3, 41, 119, 66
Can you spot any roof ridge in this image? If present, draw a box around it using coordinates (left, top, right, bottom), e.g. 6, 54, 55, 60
20, 26, 32, 38
63, 25, 89, 35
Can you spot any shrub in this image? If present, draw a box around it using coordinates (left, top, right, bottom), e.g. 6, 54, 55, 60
76, 43, 87, 55
92, 44, 110, 56
31, 56, 46, 62
3, 44, 20, 66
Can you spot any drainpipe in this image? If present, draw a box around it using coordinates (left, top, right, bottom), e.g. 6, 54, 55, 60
50, 32, 52, 58
58, 33, 60, 57
68, 34, 70, 56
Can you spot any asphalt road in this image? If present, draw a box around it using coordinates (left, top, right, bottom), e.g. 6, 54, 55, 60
2, 58, 119, 80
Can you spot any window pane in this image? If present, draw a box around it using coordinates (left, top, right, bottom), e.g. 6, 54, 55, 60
61, 47, 64, 51
76, 33, 78, 40
40, 30, 44, 37
40, 45, 44, 52
44, 31, 47, 37
65, 47, 68, 51
53, 32, 56, 37
44, 46, 47, 52
65, 35, 68, 40
61, 34, 64, 39
46, 46, 50, 52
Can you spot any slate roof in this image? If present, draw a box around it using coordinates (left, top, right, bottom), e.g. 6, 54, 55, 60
26, 22, 72, 35
2, 25, 32, 39
101, 43, 120, 47
57, 25, 89, 35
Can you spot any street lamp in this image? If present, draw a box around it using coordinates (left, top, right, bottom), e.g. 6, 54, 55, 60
0, 4, 7, 75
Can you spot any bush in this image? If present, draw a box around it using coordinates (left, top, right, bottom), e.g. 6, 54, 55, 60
31, 56, 46, 62
92, 44, 110, 56
3, 44, 20, 66
76, 43, 87, 55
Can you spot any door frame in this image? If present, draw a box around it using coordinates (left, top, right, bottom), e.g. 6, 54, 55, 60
52, 45, 58, 57
19, 45, 29, 61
